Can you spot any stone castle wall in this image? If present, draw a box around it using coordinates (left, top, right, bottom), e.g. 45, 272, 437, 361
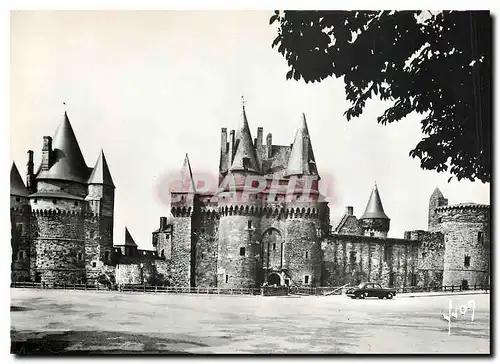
322, 235, 419, 288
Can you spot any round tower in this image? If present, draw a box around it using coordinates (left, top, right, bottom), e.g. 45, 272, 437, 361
29, 111, 91, 285
279, 113, 327, 287
217, 104, 261, 288
359, 183, 390, 238
438, 203, 490, 287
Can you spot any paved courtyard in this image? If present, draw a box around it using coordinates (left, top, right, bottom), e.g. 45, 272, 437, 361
10, 288, 490, 354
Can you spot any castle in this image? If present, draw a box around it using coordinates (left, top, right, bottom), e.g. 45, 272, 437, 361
11, 106, 491, 289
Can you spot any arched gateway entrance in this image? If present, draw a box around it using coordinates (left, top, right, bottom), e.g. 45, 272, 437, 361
268, 273, 281, 286
261, 228, 285, 286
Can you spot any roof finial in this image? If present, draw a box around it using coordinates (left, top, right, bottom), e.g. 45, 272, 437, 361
241, 95, 246, 111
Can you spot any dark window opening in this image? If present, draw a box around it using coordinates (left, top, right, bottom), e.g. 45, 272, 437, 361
304, 275, 309, 284
225, 274, 229, 283
305, 251, 309, 259
464, 255, 471, 268
77, 253, 83, 261
285, 279, 290, 287
35, 272, 41, 283
16, 197, 20, 202
272, 243, 276, 251
92, 262, 97, 268
240, 247, 245, 256
248, 221, 253, 229
370, 232, 374, 237
74, 201, 78, 206
461, 280, 469, 290
161, 249, 165, 258
438, 217, 442, 223
478, 232, 484, 243
349, 251, 356, 265
18, 251, 24, 260
201, 253, 205, 259
104, 251, 110, 261
52, 199, 57, 204
213, 251, 216, 257
422, 252, 427, 260
34, 199, 38, 203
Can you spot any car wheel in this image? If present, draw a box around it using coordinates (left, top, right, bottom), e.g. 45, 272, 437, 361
350, 296, 356, 299
364, 292, 369, 299
387, 293, 393, 299
378, 295, 384, 299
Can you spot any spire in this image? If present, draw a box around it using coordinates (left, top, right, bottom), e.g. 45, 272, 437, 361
172, 154, 196, 193
11, 162, 29, 197
124, 227, 137, 246
430, 187, 444, 199
229, 102, 260, 173
88, 150, 115, 187
284, 113, 318, 176
360, 183, 390, 220
36, 111, 89, 183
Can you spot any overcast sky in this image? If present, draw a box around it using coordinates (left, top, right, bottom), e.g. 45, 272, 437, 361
10, 10, 490, 248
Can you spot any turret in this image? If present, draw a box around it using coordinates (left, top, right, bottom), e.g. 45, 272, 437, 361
359, 183, 390, 237
428, 187, 448, 231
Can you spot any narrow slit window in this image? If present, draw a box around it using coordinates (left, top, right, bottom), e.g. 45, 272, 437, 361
304, 275, 309, 284
225, 275, 229, 283
240, 247, 245, 256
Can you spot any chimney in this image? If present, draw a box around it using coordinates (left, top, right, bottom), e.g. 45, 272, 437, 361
41, 136, 52, 171
346, 206, 353, 216
26, 150, 34, 191
160, 216, 168, 230
220, 128, 227, 153
403, 231, 411, 240
266, 133, 272, 158
228, 130, 235, 165
257, 127, 263, 147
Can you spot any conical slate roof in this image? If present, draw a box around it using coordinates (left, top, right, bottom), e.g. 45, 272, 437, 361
124, 227, 137, 246
36, 112, 89, 183
88, 150, 115, 187
229, 106, 260, 173
430, 187, 444, 199
285, 113, 318, 176
360, 183, 390, 220
11, 162, 29, 197
171, 154, 196, 193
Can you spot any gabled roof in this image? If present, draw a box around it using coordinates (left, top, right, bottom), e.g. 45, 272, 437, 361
430, 187, 444, 199
11, 162, 29, 197
284, 113, 318, 177
88, 150, 115, 187
229, 106, 260, 173
360, 183, 390, 220
36, 112, 89, 183
171, 154, 196, 193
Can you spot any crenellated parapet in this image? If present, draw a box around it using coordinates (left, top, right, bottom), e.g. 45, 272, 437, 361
171, 206, 193, 217
30, 208, 98, 221
436, 203, 490, 212
217, 204, 323, 219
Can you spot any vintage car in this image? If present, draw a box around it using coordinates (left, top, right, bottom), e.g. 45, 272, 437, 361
346, 282, 396, 299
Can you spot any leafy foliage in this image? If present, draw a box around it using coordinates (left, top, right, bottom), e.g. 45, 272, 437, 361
147, 272, 171, 286
271, 11, 491, 182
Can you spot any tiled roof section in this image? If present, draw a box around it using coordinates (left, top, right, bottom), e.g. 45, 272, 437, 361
284, 113, 318, 177
229, 106, 260, 173
36, 112, 89, 183
88, 150, 115, 187
360, 183, 390, 220
11, 162, 29, 197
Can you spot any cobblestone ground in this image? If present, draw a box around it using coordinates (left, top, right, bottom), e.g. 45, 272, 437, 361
10, 289, 490, 354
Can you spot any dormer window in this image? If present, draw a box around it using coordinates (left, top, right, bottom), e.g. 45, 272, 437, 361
242, 157, 250, 170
